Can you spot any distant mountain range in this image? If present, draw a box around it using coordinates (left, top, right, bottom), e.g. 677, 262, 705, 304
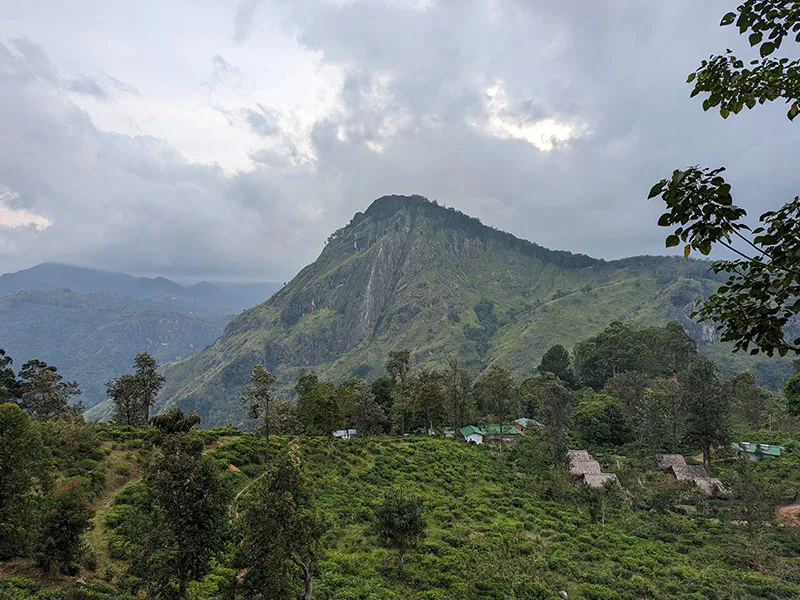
0, 263, 283, 314
0, 263, 282, 408
155, 195, 795, 427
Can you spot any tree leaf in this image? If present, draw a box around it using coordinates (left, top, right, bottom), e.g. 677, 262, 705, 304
760, 42, 775, 57
648, 182, 665, 199
666, 235, 680, 248
749, 32, 762, 46
657, 213, 671, 227
720, 12, 736, 26
684, 244, 691, 259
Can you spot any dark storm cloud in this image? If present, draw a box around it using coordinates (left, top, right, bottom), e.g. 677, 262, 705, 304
0, 1, 795, 282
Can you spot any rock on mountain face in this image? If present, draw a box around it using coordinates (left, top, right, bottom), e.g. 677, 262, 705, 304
158, 195, 794, 426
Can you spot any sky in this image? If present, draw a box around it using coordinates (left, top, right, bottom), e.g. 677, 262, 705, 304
0, 0, 795, 282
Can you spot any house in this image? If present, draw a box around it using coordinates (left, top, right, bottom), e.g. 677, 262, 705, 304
514, 418, 545, 432
332, 428, 357, 439
656, 453, 726, 497
732, 442, 782, 460
567, 449, 619, 489
459, 425, 520, 445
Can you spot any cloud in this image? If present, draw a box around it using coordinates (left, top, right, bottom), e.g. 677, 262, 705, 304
0, 190, 52, 231
0, 1, 793, 283
234, 0, 265, 42
67, 74, 109, 100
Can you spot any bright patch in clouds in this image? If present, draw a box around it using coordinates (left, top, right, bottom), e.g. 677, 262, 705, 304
0, 192, 52, 231
481, 83, 587, 151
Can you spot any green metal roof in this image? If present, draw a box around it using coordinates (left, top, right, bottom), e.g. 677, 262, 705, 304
460, 426, 485, 437
731, 442, 781, 457
459, 425, 520, 437
514, 418, 545, 428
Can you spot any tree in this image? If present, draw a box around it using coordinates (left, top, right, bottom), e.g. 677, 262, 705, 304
269, 397, 301, 435
351, 380, 386, 436
133, 352, 166, 424
443, 358, 474, 430
370, 376, 395, 418
533, 373, 573, 466
374, 487, 426, 571
785, 371, 800, 415
239, 451, 328, 600
137, 433, 228, 598
108, 352, 166, 427
474, 365, 517, 445
648, 1, 800, 356
242, 364, 277, 439
602, 371, 650, 441
297, 379, 339, 437
573, 393, 633, 446
17, 360, 82, 421
537, 344, 575, 387
0, 403, 50, 559
680, 358, 730, 472
0, 349, 19, 403
35, 483, 91, 577
726, 372, 765, 429
415, 380, 444, 435
386, 350, 414, 434
149, 407, 201, 444
641, 378, 682, 452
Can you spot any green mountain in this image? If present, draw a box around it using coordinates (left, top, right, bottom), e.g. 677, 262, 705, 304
158, 195, 794, 426
0, 289, 227, 408
0, 263, 282, 314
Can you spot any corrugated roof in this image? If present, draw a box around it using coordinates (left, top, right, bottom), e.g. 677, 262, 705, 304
732, 442, 781, 457
514, 418, 545, 428
460, 426, 484, 437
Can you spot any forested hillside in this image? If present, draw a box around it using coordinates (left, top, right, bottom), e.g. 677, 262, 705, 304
158, 195, 794, 426
0, 289, 226, 407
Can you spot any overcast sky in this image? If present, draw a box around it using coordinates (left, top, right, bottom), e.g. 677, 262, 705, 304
0, 0, 795, 282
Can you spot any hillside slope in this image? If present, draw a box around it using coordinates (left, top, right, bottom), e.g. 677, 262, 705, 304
158, 195, 793, 426
0, 289, 226, 407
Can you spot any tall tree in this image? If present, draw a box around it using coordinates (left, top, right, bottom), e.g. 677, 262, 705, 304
297, 380, 339, 437
641, 378, 682, 452
386, 350, 413, 434
17, 360, 82, 421
0, 349, 19, 403
239, 451, 328, 600
269, 397, 302, 435
475, 365, 517, 445
573, 393, 633, 446
242, 364, 277, 439
443, 357, 474, 430
374, 487, 426, 571
537, 344, 576, 387
726, 372, 764, 429
785, 371, 800, 415
351, 380, 385, 436
107, 374, 139, 427
535, 373, 573, 466
136, 432, 228, 598
415, 380, 444, 435
108, 352, 166, 427
0, 403, 50, 559
680, 358, 730, 472
648, 1, 800, 356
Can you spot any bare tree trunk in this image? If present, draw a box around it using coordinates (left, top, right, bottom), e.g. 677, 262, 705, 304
291, 557, 313, 600
703, 447, 711, 474
48, 559, 59, 579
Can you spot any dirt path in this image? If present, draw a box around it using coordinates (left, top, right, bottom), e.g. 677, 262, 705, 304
776, 504, 800, 527
229, 470, 267, 519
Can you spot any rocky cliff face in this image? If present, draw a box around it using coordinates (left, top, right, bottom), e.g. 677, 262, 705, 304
157, 195, 794, 426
